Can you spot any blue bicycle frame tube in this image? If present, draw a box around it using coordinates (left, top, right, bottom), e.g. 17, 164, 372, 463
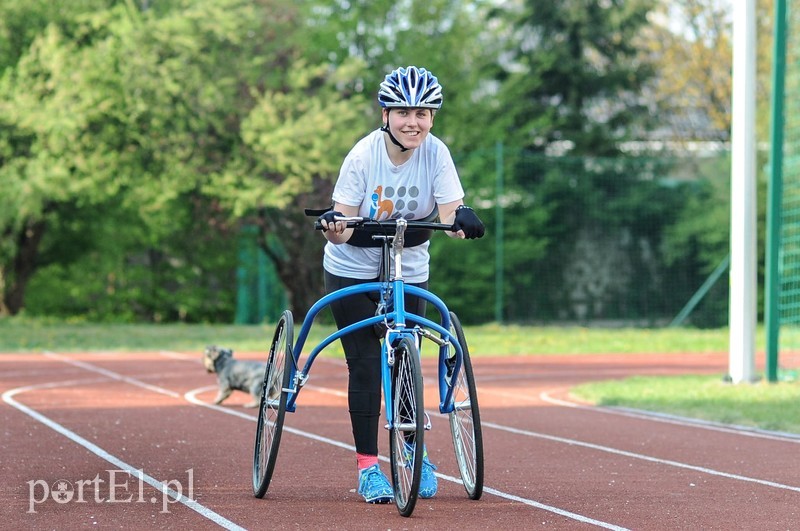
285, 281, 465, 414
405, 285, 463, 414
380, 279, 415, 429
286, 282, 383, 411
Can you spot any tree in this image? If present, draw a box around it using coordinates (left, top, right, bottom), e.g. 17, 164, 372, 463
0, 0, 121, 71
0, 19, 119, 315
0, 0, 307, 318
209, 60, 374, 316
1, 0, 746, 326
3, 0, 459, 319
296, 0, 512, 319
457, 1, 667, 322
298, 0, 504, 156
642, 0, 774, 143
490, 0, 657, 155
639, 0, 775, 325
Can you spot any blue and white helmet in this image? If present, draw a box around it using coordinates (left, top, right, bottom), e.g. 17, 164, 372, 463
378, 66, 443, 110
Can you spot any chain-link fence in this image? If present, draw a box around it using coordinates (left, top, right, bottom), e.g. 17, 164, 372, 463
431, 145, 731, 327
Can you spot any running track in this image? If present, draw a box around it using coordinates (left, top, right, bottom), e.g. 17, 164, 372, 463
2, 349, 799, 529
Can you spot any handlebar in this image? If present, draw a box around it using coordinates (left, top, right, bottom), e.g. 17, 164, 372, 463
314, 216, 455, 233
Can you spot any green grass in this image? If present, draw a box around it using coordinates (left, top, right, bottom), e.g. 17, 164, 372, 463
571, 375, 800, 435
2, 317, 798, 435
0, 319, 305, 354
0, 317, 738, 355
463, 323, 736, 355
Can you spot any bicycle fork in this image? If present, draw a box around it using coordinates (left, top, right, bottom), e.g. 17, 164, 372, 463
382, 328, 432, 433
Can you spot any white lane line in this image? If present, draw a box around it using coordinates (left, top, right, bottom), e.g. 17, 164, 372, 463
46, 352, 800, 496
158, 350, 201, 362
538, 388, 800, 443
44, 352, 181, 399
480, 419, 800, 494
184, 386, 355, 452
40, 352, 629, 530
2, 381, 245, 531
183, 387, 628, 531
178, 353, 800, 493
453, 382, 800, 444
269, 375, 800, 494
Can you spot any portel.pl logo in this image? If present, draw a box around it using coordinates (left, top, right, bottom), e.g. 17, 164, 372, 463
27, 469, 194, 514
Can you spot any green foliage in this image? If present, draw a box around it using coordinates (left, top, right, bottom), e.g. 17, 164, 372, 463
0, 0, 355, 320
437, 148, 711, 325
298, 0, 503, 155
210, 60, 372, 214
662, 158, 731, 269
25, 199, 239, 322
429, 230, 496, 324
491, 0, 656, 154
661, 156, 732, 327
0, 0, 120, 70
0, 0, 739, 330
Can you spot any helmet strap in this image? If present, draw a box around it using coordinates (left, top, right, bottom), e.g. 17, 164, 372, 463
380, 110, 409, 152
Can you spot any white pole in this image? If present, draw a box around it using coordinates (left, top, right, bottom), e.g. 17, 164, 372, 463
728, 0, 757, 383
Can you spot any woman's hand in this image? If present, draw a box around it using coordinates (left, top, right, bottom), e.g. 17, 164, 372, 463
440, 200, 484, 239
318, 210, 345, 234
319, 203, 359, 244
452, 205, 485, 239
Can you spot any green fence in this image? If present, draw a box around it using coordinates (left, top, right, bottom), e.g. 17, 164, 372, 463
766, 0, 800, 381
235, 226, 286, 325
431, 145, 731, 327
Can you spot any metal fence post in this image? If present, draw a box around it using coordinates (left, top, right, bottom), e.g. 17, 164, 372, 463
765, 0, 787, 383
495, 140, 504, 324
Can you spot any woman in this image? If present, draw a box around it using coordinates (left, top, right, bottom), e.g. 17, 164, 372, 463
318, 65, 485, 504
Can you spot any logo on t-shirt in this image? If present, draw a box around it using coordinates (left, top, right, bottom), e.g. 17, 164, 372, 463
369, 185, 421, 220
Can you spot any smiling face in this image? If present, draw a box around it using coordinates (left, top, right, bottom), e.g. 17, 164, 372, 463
382, 107, 435, 150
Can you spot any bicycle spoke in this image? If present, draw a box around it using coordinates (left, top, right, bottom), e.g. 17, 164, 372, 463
253, 311, 293, 499
447, 311, 484, 500
389, 338, 423, 517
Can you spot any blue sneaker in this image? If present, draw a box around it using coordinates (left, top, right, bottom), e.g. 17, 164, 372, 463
357, 465, 394, 504
404, 444, 438, 499
419, 448, 438, 499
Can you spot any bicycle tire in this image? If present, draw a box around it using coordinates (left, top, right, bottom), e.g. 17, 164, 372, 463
447, 311, 484, 500
388, 336, 424, 517
252, 310, 294, 498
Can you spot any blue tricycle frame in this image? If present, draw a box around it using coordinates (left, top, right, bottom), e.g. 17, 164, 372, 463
288, 282, 463, 415
252, 217, 484, 518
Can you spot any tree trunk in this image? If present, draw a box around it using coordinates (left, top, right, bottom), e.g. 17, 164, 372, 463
256, 181, 334, 322
1, 218, 47, 315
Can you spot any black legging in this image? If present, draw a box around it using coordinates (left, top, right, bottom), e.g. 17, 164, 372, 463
325, 270, 427, 456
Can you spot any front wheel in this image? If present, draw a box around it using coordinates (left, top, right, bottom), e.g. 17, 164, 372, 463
253, 310, 294, 498
448, 311, 484, 500
388, 336, 424, 517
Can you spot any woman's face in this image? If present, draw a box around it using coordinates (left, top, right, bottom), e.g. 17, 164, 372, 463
383, 107, 434, 150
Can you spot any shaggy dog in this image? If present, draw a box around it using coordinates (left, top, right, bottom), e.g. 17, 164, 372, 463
202, 345, 266, 408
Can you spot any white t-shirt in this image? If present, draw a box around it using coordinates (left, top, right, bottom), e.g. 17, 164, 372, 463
323, 129, 464, 282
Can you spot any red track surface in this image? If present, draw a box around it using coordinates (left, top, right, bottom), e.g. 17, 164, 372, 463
2, 349, 799, 530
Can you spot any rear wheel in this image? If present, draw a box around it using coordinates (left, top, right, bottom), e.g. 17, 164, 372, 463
253, 310, 293, 498
447, 311, 484, 500
388, 336, 424, 517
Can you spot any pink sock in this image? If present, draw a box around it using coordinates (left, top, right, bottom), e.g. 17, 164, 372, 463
357, 453, 378, 470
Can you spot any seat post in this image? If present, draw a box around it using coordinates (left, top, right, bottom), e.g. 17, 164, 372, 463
393, 219, 407, 281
